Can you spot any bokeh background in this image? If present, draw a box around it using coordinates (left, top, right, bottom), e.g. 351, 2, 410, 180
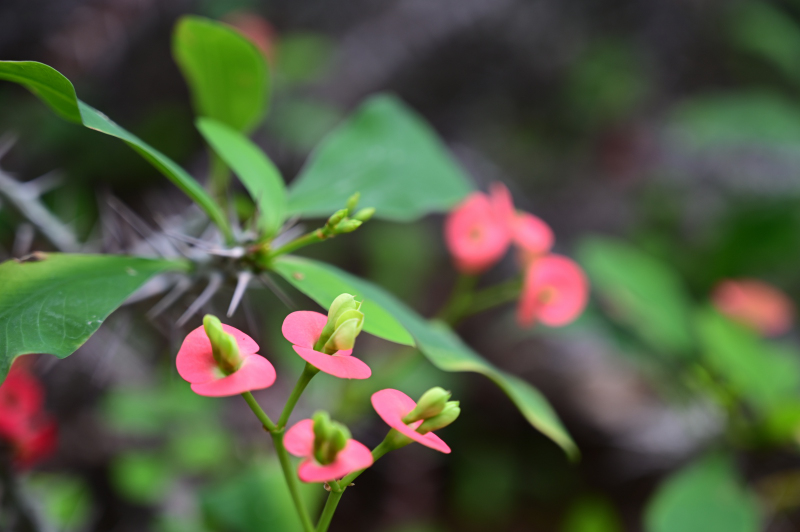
3, 0, 800, 531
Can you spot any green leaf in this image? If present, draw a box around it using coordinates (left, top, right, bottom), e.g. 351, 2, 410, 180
287, 94, 474, 222
0, 253, 188, 382
0, 60, 232, 240
197, 118, 287, 236
577, 237, 694, 357
696, 308, 800, 414
645, 454, 761, 532
273, 256, 578, 459
173, 16, 270, 133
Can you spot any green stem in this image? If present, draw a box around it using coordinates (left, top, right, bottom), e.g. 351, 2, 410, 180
209, 152, 231, 203
278, 363, 319, 428
272, 431, 316, 532
435, 274, 478, 325
465, 277, 522, 316
241, 393, 314, 532
315, 489, 343, 532
269, 230, 327, 259
241, 391, 277, 432
315, 434, 400, 532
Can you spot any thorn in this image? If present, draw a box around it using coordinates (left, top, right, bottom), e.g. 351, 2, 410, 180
12, 223, 34, 257
106, 195, 174, 258
176, 273, 223, 327
227, 271, 253, 317
24, 170, 63, 197
259, 273, 297, 310
271, 222, 305, 249
0, 133, 17, 160
147, 276, 193, 319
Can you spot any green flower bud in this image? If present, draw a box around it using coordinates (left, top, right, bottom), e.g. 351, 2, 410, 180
312, 412, 352, 465
203, 314, 241, 375
346, 192, 361, 213
353, 207, 375, 222
316, 294, 363, 350
325, 422, 351, 463
323, 317, 362, 353
326, 208, 349, 229
403, 387, 451, 423
334, 219, 362, 234
417, 401, 460, 434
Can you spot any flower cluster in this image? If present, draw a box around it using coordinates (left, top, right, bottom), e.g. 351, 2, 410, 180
445, 182, 588, 327
0, 360, 57, 469
175, 295, 460, 489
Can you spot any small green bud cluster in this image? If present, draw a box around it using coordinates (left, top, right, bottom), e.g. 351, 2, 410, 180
312, 411, 352, 465
323, 192, 375, 238
203, 314, 242, 375
402, 387, 461, 434
314, 293, 365, 354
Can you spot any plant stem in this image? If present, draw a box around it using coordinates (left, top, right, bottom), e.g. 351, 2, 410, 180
241, 392, 315, 532
465, 277, 522, 316
209, 152, 231, 203
269, 230, 327, 259
315, 434, 400, 532
241, 391, 277, 432
278, 363, 319, 428
435, 274, 478, 325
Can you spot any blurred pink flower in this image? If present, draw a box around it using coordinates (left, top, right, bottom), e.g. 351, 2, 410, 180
488, 183, 554, 259
176, 324, 276, 397
518, 254, 588, 328
371, 389, 451, 453
224, 10, 277, 61
284, 419, 373, 482
282, 311, 371, 379
444, 192, 511, 273
0, 361, 57, 469
712, 279, 794, 337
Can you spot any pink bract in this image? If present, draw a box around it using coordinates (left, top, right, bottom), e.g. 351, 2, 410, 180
518, 254, 588, 328
176, 324, 276, 397
284, 419, 374, 483
371, 389, 451, 454
513, 212, 554, 258
282, 311, 370, 379
444, 192, 511, 274
712, 279, 794, 337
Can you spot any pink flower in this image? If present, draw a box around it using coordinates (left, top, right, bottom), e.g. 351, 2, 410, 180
712, 279, 794, 337
518, 254, 588, 327
444, 192, 511, 274
371, 389, 451, 454
489, 182, 553, 260
284, 419, 373, 482
282, 311, 371, 379
176, 323, 276, 397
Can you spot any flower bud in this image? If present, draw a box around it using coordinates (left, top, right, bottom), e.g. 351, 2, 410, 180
346, 192, 361, 213
323, 317, 362, 353
403, 387, 451, 423
326, 423, 351, 463
353, 207, 375, 222
317, 294, 363, 350
417, 401, 460, 434
326, 208, 349, 229
312, 411, 352, 465
334, 219, 362, 234
203, 314, 242, 375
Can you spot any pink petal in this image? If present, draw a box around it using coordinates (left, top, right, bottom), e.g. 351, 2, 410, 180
371, 389, 451, 454
293, 347, 370, 379
190, 354, 276, 397
712, 279, 794, 337
176, 324, 259, 384
282, 311, 327, 348
513, 212, 554, 257
284, 419, 315, 457
296, 439, 374, 483
518, 254, 588, 328
444, 192, 511, 274
489, 182, 516, 227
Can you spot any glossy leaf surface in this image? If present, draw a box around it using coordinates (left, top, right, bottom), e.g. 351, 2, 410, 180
0, 254, 188, 382
274, 255, 577, 458
173, 16, 270, 133
287, 94, 473, 222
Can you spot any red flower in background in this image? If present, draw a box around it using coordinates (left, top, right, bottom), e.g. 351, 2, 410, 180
712, 279, 794, 337
0, 360, 57, 469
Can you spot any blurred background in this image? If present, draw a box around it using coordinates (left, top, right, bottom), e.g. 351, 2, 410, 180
2, 0, 800, 531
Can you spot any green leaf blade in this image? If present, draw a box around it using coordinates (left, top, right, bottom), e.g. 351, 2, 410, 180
197, 118, 287, 236
0, 254, 188, 382
173, 16, 270, 133
287, 94, 474, 222
273, 256, 577, 458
